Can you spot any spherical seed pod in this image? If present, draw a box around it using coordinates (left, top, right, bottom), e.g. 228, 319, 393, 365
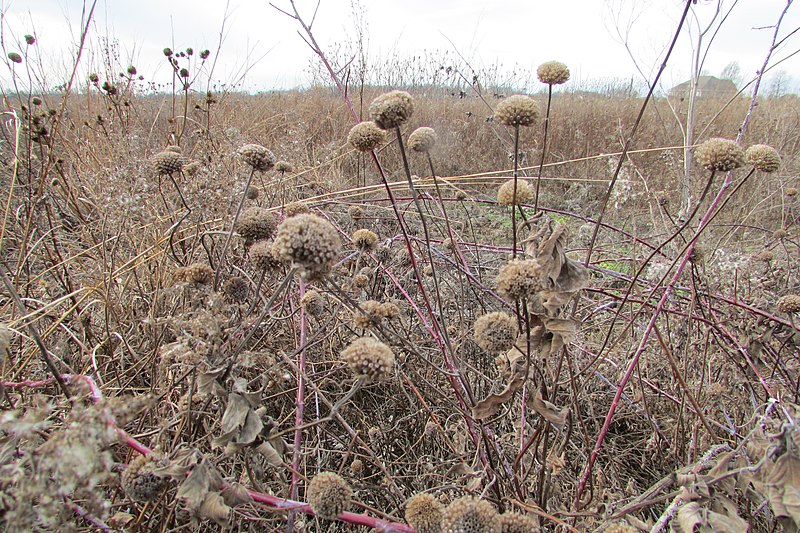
777, 294, 800, 313
350, 459, 364, 474
246, 187, 260, 200
175, 263, 214, 285
353, 273, 370, 289
497, 179, 533, 206
271, 213, 341, 280
405, 493, 444, 533
499, 512, 538, 533
368, 90, 414, 130
773, 229, 788, 240
300, 289, 325, 317
745, 144, 780, 173
340, 337, 395, 381
474, 312, 518, 353
380, 302, 400, 319
275, 160, 294, 173
537, 61, 570, 85
694, 138, 745, 172
121, 454, 169, 503
284, 201, 310, 218
238, 144, 276, 172
348, 121, 387, 152
353, 300, 384, 328
250, 240, 281, 271
496, 259, 540, 301
408, 127, 437, 153
24, 35, 35, 45
151, 150, 184, 175
494, 95, 538, 127
440, 496, 499, 533
307, 472, 352, 519
348, 205, 364, 220
235, 207, 278, 244
755, 249, 774, 263
223, 276, 249, 303
352, 229, 379, 252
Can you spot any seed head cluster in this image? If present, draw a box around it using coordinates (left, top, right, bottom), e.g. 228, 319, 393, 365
408, 127, 437, 153
745, 144, 780, 173
777, 294, 800, 314
235, 207, 278, 245
497, 179, 533, 206
496, 259, 540, 301
271, 214, 341, 280
340, 337, 395, 381
352, 300, 397, 328
174, 263, 214, 285
121, 454, 169, 503
238, 144, 276, 172
494, 95, 539, 127
275, 160, 294, 173
499, 512, 538, 533
301, 289, 325, 317
537, 61, 570, 85
474, 312, 518, 353
440, 496, 500, 533
151, 150, 184, 175
405, 493, 444, 533
348, 121, 387, 152
223, 276, 249, 303
249, 240, 281, 271
694, 138, 745, 172
306, 472, 352, 519
284, 201, 310, 218
369, 90, 414, 130
352, 229, 379, 251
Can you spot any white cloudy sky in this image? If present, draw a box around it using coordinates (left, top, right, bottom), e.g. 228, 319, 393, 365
1, 0, 799, 92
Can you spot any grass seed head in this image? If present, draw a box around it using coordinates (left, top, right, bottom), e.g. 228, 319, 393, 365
408, 126, 438, 152
340, 337, 395, 381
307, 472, 352, 519
236, 207, 278, 244
497, 179, 533, 206
474, 312, 518, 353
745, 144, 780, 172
271, 213, 341, 280
694, 138, 745, 172
348, 121, 387, 152
494, 95, 538, 127
352, 228, 379, 251
238, 144, 276, 172
440, 496, 499, 533
151, 150, 184, 175
537, 61, 570, 85
369, 90, 414, 130
405, 493, 444, 533
777, 294, 800, 313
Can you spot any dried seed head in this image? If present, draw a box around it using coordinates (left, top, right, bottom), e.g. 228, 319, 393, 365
499, 512, 538, 533
348, 121, 387, 152
773, 228, 788, 240
405, 493, 445, 533
787, 187, 798, 197
183, 160, 201, 176
271, 214, 341, 280
7, 52, 22, 64
250, 240, 281, 271
151, 150, 184, 175
369, 90, 414, 130
352, 229, 379, 252
174, 263, 213, 285
306, 472, 352, 519
602, 523, 638, 533
238, 144, 276, 172
236, 207, 278, 244
275, 160, 294, 172
474, 312, 518, 353
745, 144, 780, 172
353, 273, 370, 288
353, 300, 384, 328
408, 127, 437, 153
284, 201, 310, 218
246, 187, 260, 200
456, 190, 468, 201
497, 179, 533, 206
494, 95, 538, 127
537, 61, 570, 85
340, 337, 395, 381
350, 459, 364, 474
223, 276, 249, 303
348, 205, 364, 220
755, 249, 774, 263
440, 496, 499, 533
300, 289, 325, 317
380, 302, 400, 319
778, 294, 800, 314
694, 138, 745, 172
121, 454, 169, 503
496, 259, 540, 301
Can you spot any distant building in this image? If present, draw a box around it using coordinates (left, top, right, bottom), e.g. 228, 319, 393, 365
670, 76, 737, 99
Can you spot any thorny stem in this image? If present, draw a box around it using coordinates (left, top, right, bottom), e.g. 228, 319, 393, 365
533, 84, 553, 213
214, 166, 257, 290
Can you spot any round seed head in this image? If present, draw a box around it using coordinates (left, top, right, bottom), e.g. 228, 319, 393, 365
369, 90, 414, 130
300, 289, 325, 317
236, 207, 278, 244
380, 302, 400, 319
183, 160, 201, 176
440, 496, 499, 533
755, 249, 774, 263
307, 472, 352, 519
408, 127, 437, 153
778, 294, 800, 313
223, 276, 249, 303
350, 459, 364, 474
694, 138, 745, 172
474, 312, 518, 353
174, 263, 214, 285
603, 523, 638, 533
348, 205, 364, 220
352, 229, 379, 252
537, 61, 570, 85
456, 190, 468, 201
496, 259, 540, 301
275, 160, 294, 172
499, 512, 538, 533
151, 150, 184, 175
250, 240, 281, 271
246, 187, 260, 200
8, 52, 22, 64
24, 35, 35, 45
745, 144, 780, 172
238, 144, 276, 172
284, 201, 310, 218
405, 493, 444, 533
340, 337, 395, 381
121, 454, 169, 503
787, 187, 798, 197
494, 95, 538, 127
271, 214, 341, 280
348, 121, 387, 152
353, 273, 369, 288
497, 179, 533, 206
353, 300, 384, 328
773, 229, 788, 240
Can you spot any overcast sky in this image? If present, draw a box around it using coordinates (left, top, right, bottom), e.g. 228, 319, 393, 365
2, 0, 799, 93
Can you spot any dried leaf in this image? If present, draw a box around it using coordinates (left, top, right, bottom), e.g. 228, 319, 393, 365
198, 367, 226, 397
543, 317, 579, 344
764, 451, 800, 528
529, 389, 568, 429
107, 512, 134, 528
472, 377, 524, 420
255, 441, 284, 467
198, 491, 231, 526
676, 501, 703, 532
221, 482, 253, 507
177, 457, 223, 512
